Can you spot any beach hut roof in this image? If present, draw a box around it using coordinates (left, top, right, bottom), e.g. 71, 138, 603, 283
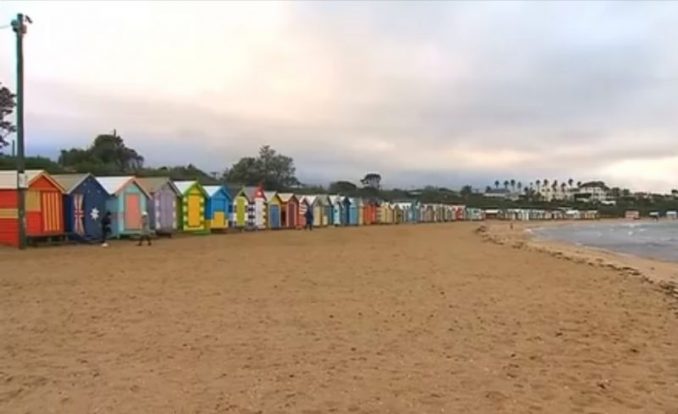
263, 191, 278, 201
96, 176, 149, 197
303, 195, 317, 205
50, 173, 98, 194
328, 195, 345, 205
241, 186, 260, 200
137, 176, 180, 196
173, 180, 207, 196
203, 185, 226, 198
0, 169, 64, 191
278, 193, 297, 203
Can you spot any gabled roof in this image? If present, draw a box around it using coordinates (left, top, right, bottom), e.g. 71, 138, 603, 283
51, 173, 101, 194
241, 186, 259, 200
303, 195, 317, 206
312, 194, 330, 205
238, 186, 266, 200
263, 191, 279, 201
328, 195, 345, 205
278, 193, 297, 203
203, 185, 230, 198
96, 176, 149, 197
0, 170, 65, 191
173, 180, 207, 196
137, 177, 180, 196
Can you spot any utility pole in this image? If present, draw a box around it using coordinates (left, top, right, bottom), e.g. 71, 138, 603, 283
11, 14, 31, 250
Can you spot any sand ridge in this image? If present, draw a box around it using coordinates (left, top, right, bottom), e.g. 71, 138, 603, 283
1, 223, 677, 413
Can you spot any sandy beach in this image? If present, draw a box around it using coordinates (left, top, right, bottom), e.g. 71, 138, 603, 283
1, 223, 677, 413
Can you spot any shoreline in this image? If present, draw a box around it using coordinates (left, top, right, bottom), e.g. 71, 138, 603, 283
479, 221, 678, 302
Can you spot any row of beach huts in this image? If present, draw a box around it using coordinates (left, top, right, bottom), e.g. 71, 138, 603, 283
0, 170, 601, 248
0, 170, 481, 247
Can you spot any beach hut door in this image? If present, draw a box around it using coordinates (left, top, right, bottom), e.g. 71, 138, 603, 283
124, 194, 142, 230
270, 205, 281, 228
40, 191, 63, 233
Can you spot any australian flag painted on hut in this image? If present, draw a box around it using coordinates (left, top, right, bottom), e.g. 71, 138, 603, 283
51, 173, 109, 242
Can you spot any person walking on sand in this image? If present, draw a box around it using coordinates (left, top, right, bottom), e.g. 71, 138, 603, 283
304, 207, 314, 231
138, 211, 152, 246
101, 211, 112, 247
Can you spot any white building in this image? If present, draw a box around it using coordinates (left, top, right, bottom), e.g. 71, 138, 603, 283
575, 182, 610, 203
484, 188, 520, 201
537, 185, 574, 202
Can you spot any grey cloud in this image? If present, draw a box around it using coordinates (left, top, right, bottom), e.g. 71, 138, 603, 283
19, 2, 678, 191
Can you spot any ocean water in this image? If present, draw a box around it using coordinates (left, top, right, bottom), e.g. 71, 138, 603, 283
532, 221, 678, 262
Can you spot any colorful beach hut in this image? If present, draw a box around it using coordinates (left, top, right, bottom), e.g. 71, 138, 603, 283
329, 195, 345, 226
173, 180, 208, 233
298, 195, 309, 229
264, 191, 282, 229
308, 195, 328, 227
231, 187, 251, 229
363, 199, 378, 225
355, 198, 364, 226
278, 193, 299, 229
138, 177, 181, 234
240, 186, 267, 229
345, 197, 358, 226
203, 185, 231, 231
378, 202, 394, 225
52, 173, 109, 242
0, 170, 65, 247
96, 176, 150, 237
315, 195, 331, 227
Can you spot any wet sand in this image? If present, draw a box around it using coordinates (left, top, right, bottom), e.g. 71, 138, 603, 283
1, 223, 677, 413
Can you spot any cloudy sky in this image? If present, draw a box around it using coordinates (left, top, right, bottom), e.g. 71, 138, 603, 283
1, 1, 678, 191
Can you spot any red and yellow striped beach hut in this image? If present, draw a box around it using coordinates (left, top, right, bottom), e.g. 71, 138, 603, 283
0, 170, 65, 247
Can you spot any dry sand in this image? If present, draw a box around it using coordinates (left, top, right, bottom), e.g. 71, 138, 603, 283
1, 223, 677, 413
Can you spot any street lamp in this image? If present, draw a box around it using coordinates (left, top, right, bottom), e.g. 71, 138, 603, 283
10, 13, 31, 249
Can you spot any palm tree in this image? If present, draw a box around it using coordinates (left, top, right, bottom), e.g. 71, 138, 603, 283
568, 178, 574, 188
494, 180, 500, 189
561, 182, 567, 191
517, 182, 523, 191
485, 185, 492, 193
576, 181, 582, 188
552, 180, 558, 191
503, 180, 509, 190
510, 179, 516, 191
543, 179, 549, 188
536, 180, 541, 190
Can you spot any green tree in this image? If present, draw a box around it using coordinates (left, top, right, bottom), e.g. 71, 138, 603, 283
0, 83, 16, 151
0, 155, 64, 173
328, 180, 358, 194
510, 179, 516, 191
58, 132, 144, 174
494, 180, 500, 189
225, 145, 298, 190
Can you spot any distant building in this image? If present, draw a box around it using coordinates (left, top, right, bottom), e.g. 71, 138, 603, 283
537, 185, 574, 202
575, 181, 610, 203
484, 188, 519, 201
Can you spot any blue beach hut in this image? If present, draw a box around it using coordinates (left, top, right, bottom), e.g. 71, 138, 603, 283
96, 176, 150, 238
203, 185, 232, 231
52, 173, 110, 242
329, 195, 345, 226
